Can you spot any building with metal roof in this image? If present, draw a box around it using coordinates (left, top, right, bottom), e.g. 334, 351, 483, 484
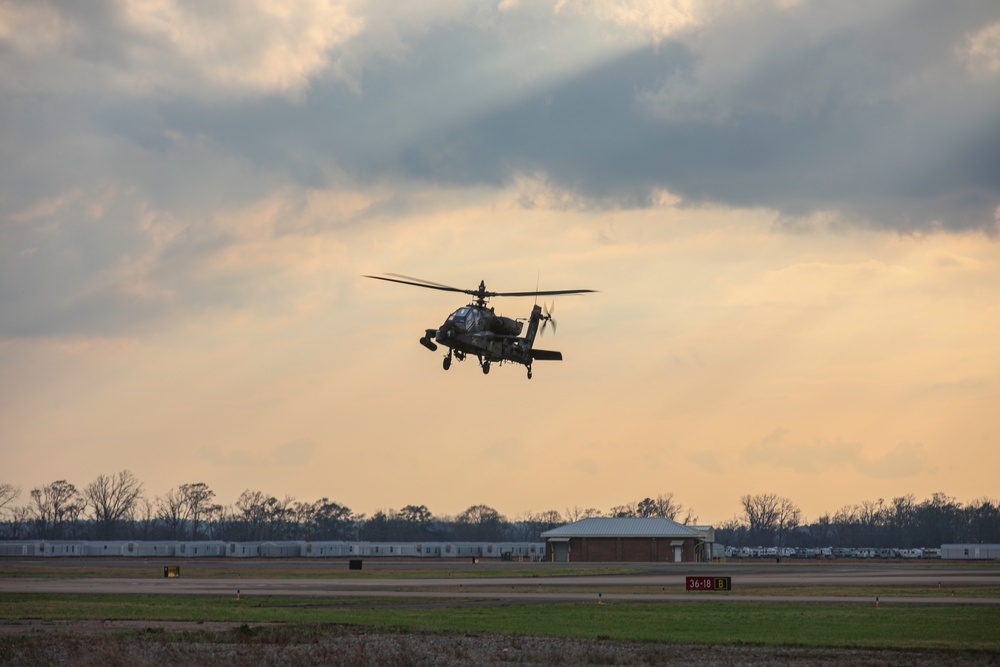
540, 518, 715, 563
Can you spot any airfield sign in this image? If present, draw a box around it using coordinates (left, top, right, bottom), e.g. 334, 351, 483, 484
685, 576, 731, 591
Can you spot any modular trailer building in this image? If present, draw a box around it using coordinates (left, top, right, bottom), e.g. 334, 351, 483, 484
941, 544, 1000, 560
0, 540, 545, 560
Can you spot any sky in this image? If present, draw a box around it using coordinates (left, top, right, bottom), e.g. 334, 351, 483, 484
2, 0, 999, 526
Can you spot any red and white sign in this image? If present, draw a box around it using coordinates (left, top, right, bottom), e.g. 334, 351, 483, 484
685, 576, 731, 591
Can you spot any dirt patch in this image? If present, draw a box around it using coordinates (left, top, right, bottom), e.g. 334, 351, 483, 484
1, 620, 996, 666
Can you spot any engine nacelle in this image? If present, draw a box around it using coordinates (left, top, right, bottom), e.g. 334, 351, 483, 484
490, 315, 523, 336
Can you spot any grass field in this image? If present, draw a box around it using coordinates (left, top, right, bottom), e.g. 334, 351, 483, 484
2, 592, 998, 651
2, 560, 999, 657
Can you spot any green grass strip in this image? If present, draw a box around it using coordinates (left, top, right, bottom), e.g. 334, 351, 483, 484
2, 593, 997, 651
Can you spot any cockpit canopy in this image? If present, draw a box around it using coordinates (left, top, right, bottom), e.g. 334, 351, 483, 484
446, 306, 481, 332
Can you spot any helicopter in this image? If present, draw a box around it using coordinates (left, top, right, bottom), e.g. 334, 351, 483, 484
363, 273, 595, 379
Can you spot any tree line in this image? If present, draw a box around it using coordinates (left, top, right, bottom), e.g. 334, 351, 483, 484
1, 475, 997, 546
717, 492, 1000, 549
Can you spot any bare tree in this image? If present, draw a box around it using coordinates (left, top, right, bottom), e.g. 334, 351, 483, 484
564, 506, 601, 522
740, 493, 800, 547
0, 483, 20, 538
268, 495, 296, 540
84, 470, 144, 539
638, 493, 689, 520
609, 494, 694, 522
0, 483, 19, 516
965, 497, 1000, 544
0, 484, 22, 539
714, 515, 748, 547
359, 509, 393, 541
233, 489, 271, 541
178, 482, 218, 539
156, 487, 187, 539
398, 504, 433, 525
887, 494, 917, 547
455, 504, 507, 541
636, 497, 657, 518
609, 501, 639, 517
6, 506, 31, 539
396, 504, 435, 541
534, 510, 562, 524
310, 498, 356, 540
511, 510, 563, 541
30, 480, 84, 539
913, 492, 962, 546
678, 507, 699, 525
135, 496, 156, 540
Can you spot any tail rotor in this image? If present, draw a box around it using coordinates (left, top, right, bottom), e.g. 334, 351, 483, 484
540, 302, 557, 335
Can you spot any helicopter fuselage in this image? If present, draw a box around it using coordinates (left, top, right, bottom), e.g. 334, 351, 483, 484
366, 274, 593, 379
439, 305, 526, 361
419, 303, 559, 378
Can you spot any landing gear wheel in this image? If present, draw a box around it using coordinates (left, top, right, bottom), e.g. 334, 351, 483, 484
527, 366, 533, 379
482, 361, 490, 375
443, 355, 452, 371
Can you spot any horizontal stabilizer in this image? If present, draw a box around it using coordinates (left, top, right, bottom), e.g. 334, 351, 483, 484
530, 349, 562, 361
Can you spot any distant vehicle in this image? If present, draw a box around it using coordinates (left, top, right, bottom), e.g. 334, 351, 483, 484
721, 545, 945, 560
364, 274, 596, 379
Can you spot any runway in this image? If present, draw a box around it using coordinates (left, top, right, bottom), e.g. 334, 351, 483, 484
3, 560, 998, 606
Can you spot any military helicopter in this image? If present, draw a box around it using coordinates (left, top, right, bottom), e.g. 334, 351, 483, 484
364, 273, 595, 379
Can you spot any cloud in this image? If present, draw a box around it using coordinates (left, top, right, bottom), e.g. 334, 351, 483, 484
739, 430, 929, 478
722, 260, 905, 308
855, 441, 928, 478
310, 0, 997, 230
555, 0, 708, 40
124, 0, 363, 97
3, 0, 1000, 347
5, 0, 997, 262
198, 438, 318, 467
929, 377, 988, 394
963, 21, 1000, 74
570, 457, 600, 475
271, 439, 319, 466
0, 0, 363, 98
689, 449, 728, 474
568, 1, 1000, 229
475, 438, 527, 468
0, 181, 365, 338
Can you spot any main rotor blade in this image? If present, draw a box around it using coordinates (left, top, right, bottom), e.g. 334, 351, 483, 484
363, 274, 469, 295
383, 273, 460, 290
494, 289, 597, 297
365, 274, 597, 299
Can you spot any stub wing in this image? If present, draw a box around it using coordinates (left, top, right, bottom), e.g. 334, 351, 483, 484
530, 349, 562, 361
